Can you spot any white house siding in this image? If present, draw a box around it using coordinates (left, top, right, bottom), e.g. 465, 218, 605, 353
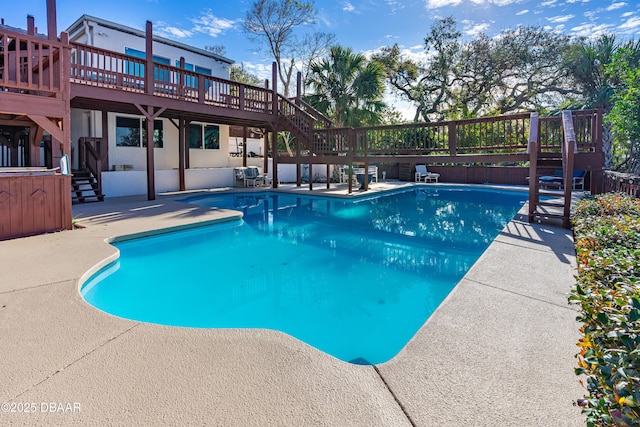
67, 16, 232, 79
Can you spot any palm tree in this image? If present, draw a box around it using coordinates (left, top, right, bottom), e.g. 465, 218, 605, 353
564, 35, 619, 169
305, 45, 386, 127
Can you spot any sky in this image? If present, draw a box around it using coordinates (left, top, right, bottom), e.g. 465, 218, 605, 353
3, 0, 640, 115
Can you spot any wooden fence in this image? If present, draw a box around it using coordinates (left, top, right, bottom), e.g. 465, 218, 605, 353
0, 173, 72, 240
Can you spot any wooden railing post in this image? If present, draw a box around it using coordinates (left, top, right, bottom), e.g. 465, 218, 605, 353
448, 121, 457, 157
145, 21, 153, 95
178, 57, 185, 99
561, 110, 576, 228
46, 0, 57, 41
527, 113, 539, 223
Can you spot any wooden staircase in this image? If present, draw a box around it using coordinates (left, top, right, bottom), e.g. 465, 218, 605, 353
528, 111, 577, 228
71, 168, 104, 203
72, 137, 105, 203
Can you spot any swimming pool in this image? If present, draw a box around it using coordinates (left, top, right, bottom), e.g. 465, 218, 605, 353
81, 186, 526, 364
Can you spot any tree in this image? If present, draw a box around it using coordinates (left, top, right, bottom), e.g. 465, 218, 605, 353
564, 34, 619, 168
230, 64, 263, 86
375, 18, 577, 121
295, 31, 336, 95
373, 17, 461, 122
204, 44, 227, 56
305, 45, 386, 127
243, 0, 316, 96
606, 41, 640, 174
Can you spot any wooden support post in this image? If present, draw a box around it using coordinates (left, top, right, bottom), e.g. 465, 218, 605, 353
135, 104, 166, 201
263, 130, 269, 175
363, 161, 369, 191
30, 125, 43, 167
242, 126, 247, 167
178, 117, 186, 191
272, 127, 279, 188
101, 110, 109, 171
326, 164, 330, 189
145, 107, 155, 200
184, 120, 191, 169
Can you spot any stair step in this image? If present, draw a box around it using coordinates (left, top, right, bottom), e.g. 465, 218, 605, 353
70, 168, 103, 204
532, 211, 566, 219
538, 201, 565, 208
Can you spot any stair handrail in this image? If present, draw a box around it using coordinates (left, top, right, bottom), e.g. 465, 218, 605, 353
527, 112, 540, 222
561, 110, 577, 227
278, 95, 318, 153
79, 137, 102, 197
289, 97, 334, 129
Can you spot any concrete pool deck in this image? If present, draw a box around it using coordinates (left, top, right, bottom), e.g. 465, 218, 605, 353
0, 182, 585, 426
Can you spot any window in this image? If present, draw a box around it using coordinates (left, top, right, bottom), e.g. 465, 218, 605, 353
189, 123, 202, 149
116, 116, 163, 148
189, 124, 219, 150
174, 62, 212, 76
195, 65, 212, 75
203, 125, 220, 149
124, 48, 170, 81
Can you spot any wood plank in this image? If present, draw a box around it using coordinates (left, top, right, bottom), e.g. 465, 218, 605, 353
0, 179, 12, 239
32, 176, 47, 234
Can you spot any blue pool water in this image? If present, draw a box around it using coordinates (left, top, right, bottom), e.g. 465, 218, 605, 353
81, 186, 525, 364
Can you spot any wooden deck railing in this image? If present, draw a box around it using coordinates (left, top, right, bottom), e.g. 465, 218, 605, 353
0, 27, 67, 95
69, 42, 275, 113
301, 110, 601, 159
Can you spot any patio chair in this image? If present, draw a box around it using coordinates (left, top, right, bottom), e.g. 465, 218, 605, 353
233, 167, 247, 187
415, 165, 440, 182
244, 166, 263, 187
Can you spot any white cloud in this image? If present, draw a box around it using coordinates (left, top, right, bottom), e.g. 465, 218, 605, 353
516, 9, 529, 16
618, 16, 640, 32
622, 12, 634, 17
425, 0, 462, 8
425, 0, 516, 8
547, 14, 574, 23
606, 2, 627, 11
192, 10, 239, 37
343, 2, 355, 12
569, 22, 614, 38
385, 0, 406, 13
540, 0, 557, 6
155, 22, 193, 39
466, 23, 491, 36
241, 61, 272, 82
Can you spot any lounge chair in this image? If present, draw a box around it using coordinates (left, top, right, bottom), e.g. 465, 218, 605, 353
415, 165, 440, 182
538, 170, 585, 190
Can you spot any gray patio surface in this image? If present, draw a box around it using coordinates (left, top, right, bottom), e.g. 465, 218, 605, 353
0, 182, 585, 426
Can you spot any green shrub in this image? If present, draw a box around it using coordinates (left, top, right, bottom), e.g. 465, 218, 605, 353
570, 193, 640, 427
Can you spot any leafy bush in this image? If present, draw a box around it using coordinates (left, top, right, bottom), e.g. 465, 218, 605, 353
570, 193, 640, 426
